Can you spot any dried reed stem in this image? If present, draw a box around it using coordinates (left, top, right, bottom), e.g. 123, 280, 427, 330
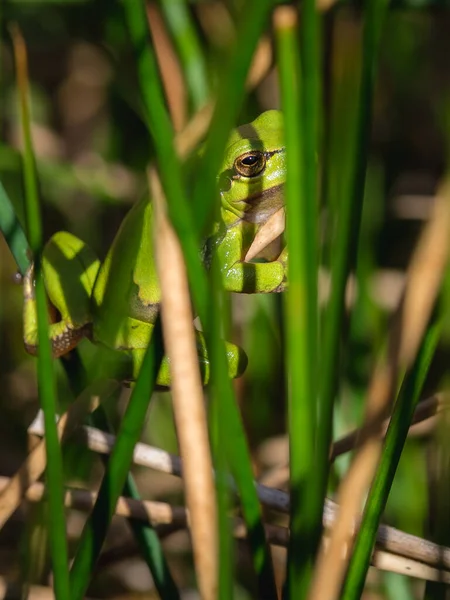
151, 168, 218, 600
309, 186, 450, 600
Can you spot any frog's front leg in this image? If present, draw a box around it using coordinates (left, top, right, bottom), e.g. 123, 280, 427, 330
217, 226, 288, 294
24, 231, 101, 357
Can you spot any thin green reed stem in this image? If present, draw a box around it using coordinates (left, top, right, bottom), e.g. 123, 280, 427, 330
11, 26, 70, 599
210, 261, 233, 600
211, 256, 277, 599
69, 320, 164, 600
315, 0, 389, 515
275, 8, 317, 598
299, 0, 322, 556
192, 0, 274, 237
342, 319, 441, 599
160, 0, 209, 110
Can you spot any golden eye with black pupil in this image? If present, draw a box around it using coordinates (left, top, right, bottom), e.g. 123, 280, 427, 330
234, 151, 266, 177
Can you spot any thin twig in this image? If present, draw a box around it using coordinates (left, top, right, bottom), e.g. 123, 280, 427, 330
28, 417, 450, 575
258, 393, 448, 488
7, 468, 450, 585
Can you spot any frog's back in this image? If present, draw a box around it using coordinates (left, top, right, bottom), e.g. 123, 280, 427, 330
91, 198, 161, 351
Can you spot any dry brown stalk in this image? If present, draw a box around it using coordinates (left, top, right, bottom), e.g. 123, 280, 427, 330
151, 168, 218, 600
308, 186, 450, 600
147, 2, 186, 131
173, 34, 273, 160
0, 380, 116, 530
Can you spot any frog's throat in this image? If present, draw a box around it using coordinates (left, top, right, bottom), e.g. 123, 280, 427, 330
224, 183, 284, 225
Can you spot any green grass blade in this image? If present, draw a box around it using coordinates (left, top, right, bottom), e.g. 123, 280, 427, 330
342, 319, 441, 599
274, 7, 318, 597
299, 0, 322, 554
0, 179, 30, 275
160, 0, 209, 110
222, 382, 278, 598
192, 0, 274, 237
209, 267, 233, 600
315, 0, 390, 513
125, 2, 277, 593
89, 406, 180, 599
210, 256, 278, 598
11, 26, 70, 600
69, 319, 164, 600
122, 473, 181, 600
123, 0, 209, 317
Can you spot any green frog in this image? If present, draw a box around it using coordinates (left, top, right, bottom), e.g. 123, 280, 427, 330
23, 110, 287, 385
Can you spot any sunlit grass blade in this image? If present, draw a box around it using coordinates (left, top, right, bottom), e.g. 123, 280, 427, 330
342, 318, 441, 599
209, 262, 233, 600
274, 6, 318, 597
125, 1, 277, 594
11, 25, 70, 600
192, 0, 274, 237
123, 0, 208, 313
160, 0, 209, 110
210, 256, 277, 599
69, 319, 164, 600
315, 0, 390, 513
0, 179, 30, 275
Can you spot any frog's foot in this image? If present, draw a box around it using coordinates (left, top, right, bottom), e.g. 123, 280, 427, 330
23, 262, 92, 358
273, 246, 288, 293
193, 332, 248, 386
129, 330, 248, 387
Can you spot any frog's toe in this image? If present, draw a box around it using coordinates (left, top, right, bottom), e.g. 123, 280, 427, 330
224, 342, 248, 379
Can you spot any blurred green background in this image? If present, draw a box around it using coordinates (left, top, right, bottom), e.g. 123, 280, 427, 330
1, 1, 449, 597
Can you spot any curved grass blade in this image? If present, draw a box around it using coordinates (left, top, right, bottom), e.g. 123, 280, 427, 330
274, 7, 318, 597
69, 319, 164, 600
0, 179, 30, 275
160, 0, 209, 110
315, 0, 390, 518
11, 24, 70, 600
342, 319, 441, 599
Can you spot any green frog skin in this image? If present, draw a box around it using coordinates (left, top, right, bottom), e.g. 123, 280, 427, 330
23, 110, 287, 385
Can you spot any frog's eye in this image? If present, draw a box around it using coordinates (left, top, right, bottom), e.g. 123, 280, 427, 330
234, 151, 266, 178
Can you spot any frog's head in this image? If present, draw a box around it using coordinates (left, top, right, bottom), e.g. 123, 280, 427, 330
218, 110, 285, 227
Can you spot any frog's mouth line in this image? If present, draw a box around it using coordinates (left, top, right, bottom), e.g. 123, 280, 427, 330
238, 183, 284, 224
